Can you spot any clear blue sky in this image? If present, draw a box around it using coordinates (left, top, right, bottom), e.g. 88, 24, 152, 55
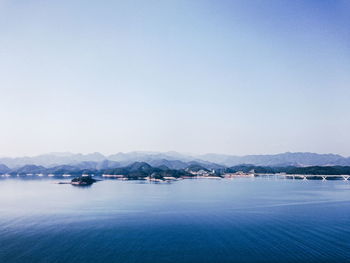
0, 0, 349, 157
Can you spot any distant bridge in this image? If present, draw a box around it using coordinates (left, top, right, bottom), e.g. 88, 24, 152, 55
254, 173, 350, 181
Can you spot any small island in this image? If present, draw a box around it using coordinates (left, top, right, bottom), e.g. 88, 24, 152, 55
71, 176, 97, 186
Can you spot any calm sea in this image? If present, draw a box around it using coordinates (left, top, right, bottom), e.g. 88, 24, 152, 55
0, 177, 349, 263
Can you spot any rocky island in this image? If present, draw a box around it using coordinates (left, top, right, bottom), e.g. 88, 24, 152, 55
71, 176, 97, 186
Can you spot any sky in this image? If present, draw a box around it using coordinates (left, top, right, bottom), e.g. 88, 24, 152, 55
0, 0, 350, 157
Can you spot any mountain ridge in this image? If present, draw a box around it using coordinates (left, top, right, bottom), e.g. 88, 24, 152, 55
1, 151, 349, 169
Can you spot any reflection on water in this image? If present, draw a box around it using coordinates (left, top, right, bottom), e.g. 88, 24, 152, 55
0, 177, 350, 263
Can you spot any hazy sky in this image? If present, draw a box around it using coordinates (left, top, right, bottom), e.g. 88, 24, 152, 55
1, 0, 350, 157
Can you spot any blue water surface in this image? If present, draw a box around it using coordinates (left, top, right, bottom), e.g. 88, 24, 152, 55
0, 177, 349, 263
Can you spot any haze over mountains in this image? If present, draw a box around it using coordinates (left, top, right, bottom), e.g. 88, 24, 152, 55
1, 152, 350, 171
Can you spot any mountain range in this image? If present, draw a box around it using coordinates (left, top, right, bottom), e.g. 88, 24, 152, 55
1, 152, 350, 170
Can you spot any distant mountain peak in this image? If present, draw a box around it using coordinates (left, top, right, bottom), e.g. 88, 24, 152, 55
0, 151, 349, 169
